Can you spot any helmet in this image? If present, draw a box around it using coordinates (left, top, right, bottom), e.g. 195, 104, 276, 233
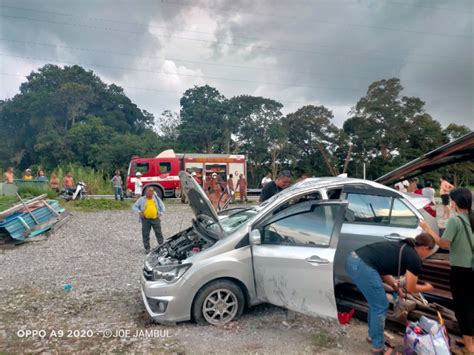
136, 172, 142, 176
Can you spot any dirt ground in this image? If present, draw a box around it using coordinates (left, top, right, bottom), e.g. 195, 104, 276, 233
0, 202, 407, 354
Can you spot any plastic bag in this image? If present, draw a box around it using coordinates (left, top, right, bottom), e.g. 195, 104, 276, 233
403, 317, 450, 355
392, 293, 409, 323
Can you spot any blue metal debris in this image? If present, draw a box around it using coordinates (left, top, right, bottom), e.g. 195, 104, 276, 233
0, 199, 65, 242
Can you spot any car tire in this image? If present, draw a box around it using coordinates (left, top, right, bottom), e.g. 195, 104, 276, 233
192, 280, 245, 326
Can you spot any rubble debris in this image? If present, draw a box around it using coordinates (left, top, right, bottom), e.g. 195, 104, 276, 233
0, 194, 67, 244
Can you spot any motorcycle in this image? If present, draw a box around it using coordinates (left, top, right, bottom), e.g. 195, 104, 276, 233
60, 181, 87, 201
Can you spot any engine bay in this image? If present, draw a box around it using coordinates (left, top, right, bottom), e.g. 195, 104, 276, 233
146, 226, 216, 267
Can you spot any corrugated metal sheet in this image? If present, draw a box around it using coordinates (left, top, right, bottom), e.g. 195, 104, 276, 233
0, 199, 65, 241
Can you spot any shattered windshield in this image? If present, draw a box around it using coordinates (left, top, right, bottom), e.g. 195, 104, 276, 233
204, 209, 258, 235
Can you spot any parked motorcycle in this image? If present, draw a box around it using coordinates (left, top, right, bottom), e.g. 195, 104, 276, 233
59, 182, 87, 201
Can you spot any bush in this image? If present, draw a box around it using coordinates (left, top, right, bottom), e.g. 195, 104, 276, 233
17, 184, 58, 199
52, 165, 112, 195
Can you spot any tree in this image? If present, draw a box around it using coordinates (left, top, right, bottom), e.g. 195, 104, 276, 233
444, 123, 471, 141
229, 95, 285, 185
156, 110, 180, 140
352, 78, 425, 159
345, 78, 433, 179
54, 83, 94, 129
441, 124, 473, 186
404, 113, 446, 161
178, 85, 228, 153
284, 105, 340, 177
0, 64, 158, 171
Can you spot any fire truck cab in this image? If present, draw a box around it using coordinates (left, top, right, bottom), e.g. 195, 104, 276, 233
126, 150, 246, 199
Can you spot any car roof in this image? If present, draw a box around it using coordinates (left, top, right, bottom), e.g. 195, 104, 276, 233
260, 177, 399, 207
292, 176, 395, 193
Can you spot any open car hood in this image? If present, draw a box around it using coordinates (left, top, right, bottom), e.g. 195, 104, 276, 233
179, 171, 224, 238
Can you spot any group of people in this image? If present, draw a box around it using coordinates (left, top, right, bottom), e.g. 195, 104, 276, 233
395, 176, 455, 219
202, 172, 248, 208
348, 186, 473, 354
2, 166, 75, 193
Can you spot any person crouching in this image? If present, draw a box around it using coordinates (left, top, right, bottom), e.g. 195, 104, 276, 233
345, 233, 435, 354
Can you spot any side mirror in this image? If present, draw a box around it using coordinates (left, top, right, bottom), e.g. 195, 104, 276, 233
249, 229, 261, 245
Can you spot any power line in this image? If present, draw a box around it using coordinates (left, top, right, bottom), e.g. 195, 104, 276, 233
1, 4, 469, 64
0, 52, 367, 92
0, 71, 320, 105
182, 0, 474, 14
2, 38, 470, 90
1, 13, 471, 70
1, 56, 469, 102
153, 0, 473, 38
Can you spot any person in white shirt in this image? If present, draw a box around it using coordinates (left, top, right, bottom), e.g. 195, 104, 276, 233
422, 181, 436, 204
261, 172, 272, 187
134, 172, 143, 199
394, 178, 409, 193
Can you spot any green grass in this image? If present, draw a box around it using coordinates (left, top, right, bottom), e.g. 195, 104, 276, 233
17, 184, 58, 199
67, 199, 133, 211
0, 195, 18, 211
310, 330, 336, 348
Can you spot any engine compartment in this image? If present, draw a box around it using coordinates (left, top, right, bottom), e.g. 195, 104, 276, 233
146, 226, 216, 267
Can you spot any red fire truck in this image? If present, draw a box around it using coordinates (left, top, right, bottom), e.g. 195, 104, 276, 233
126, 150, 247, 199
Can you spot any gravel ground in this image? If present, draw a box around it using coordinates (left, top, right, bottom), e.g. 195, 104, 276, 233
0, 202, 396, 354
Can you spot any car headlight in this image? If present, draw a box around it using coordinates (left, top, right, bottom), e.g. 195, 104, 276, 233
152, 263, 191, 283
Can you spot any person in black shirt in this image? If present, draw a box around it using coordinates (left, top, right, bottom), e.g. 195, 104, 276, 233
345, 234, 435, 354
259, 170, 292, 203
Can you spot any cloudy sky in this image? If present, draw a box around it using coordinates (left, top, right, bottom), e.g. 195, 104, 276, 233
0, 0, 472, 128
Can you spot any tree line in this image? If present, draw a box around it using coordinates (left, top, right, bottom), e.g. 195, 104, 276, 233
0, 64, 471, 187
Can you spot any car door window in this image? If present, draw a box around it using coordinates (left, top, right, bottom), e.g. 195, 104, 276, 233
390, 198, 418, 227
262, 205, 338, 247
346, 193, 391, 224
271, 191, 321, 215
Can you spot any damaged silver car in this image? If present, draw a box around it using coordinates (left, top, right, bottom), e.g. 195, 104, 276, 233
141, 172, 438, 325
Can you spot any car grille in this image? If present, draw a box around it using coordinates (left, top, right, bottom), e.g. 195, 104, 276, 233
143, 268, 153, 281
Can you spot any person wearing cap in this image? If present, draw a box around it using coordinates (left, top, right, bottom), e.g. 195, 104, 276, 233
23, 168, 33, 180
236, 173, 248, 203
134, 172, 143, 199
259, 170, 292, 203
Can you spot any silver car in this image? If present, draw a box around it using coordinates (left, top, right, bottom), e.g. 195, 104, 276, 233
141, 173, 438, 325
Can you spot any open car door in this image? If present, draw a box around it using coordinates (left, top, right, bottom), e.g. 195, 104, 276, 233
250, 200, 347, 319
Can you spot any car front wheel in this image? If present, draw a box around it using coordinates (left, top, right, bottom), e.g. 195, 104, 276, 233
192, 280, 244, 326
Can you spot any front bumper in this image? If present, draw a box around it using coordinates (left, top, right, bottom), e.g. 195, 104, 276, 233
140, 275, 193, 324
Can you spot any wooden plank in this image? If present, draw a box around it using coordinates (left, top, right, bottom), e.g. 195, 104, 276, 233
0, 194, 47, 219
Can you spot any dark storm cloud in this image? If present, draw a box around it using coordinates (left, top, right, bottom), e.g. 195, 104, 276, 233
0, 0, 472, 128
207, 0, 473, 126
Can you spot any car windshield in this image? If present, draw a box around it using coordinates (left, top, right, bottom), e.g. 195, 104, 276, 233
204, 209, 258, 235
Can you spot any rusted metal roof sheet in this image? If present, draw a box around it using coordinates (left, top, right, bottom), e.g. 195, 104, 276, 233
375, 132, 474, 185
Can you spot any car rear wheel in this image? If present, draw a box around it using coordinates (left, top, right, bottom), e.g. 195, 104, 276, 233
192, 280, 244, 326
